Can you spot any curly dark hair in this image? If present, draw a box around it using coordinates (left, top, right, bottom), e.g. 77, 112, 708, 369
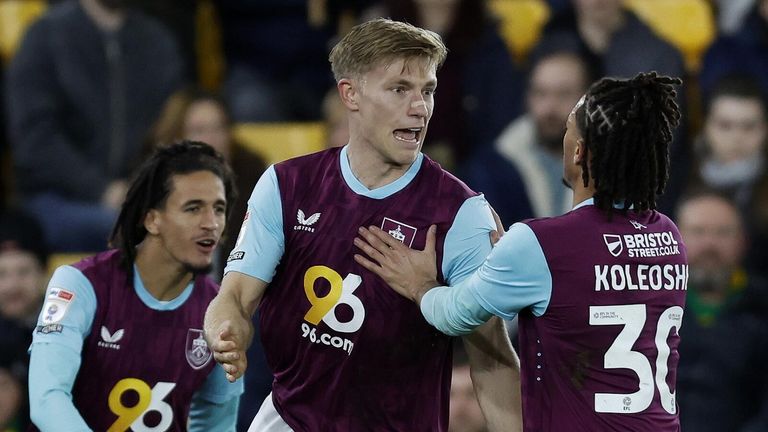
575, 71, 682, 214
109, 141, 237, 268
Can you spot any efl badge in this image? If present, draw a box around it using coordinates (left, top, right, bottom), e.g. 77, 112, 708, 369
380, 217, 418, 248
41, 287, 75, 324
185, 329, 213, 370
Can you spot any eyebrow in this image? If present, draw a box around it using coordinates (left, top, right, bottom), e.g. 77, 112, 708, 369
391, 79, 437, 88
183, 199, 227, 207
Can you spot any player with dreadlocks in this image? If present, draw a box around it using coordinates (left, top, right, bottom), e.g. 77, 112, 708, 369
355, 71, 689, 431
27, 141, 243, 431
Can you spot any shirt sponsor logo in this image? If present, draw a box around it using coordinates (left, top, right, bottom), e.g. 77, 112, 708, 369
186, 329, 212, 369
227, 251, 245, 262
603, 231, 681, 258
98, 326, 124, 350
380, 217, 417, 248
294, 209, 321, 233
41, 287, 75, 324
36, 324, 63, 334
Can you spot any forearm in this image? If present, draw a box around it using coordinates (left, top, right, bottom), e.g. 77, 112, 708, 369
419, 285, 493, 336
204, 287, 255, 348
462, 317, 522, 432
29, 344, 92, 432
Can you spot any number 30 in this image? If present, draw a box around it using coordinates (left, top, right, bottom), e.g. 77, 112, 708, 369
589, 304, 683, 415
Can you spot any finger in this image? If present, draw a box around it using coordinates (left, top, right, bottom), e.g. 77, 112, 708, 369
354, 254, 385, 276
424, 225, 437, 253
212, 339, 237, 353
353, 237, 387, 263
369, 226, 408, 252
358, 227, 394, 254
218, 320, 233, 340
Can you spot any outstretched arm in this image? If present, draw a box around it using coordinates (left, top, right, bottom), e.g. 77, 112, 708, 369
204, 271, 267, 382
462, 318, 522, 432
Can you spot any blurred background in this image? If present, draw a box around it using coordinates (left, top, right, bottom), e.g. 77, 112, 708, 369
1, 1, 768, 431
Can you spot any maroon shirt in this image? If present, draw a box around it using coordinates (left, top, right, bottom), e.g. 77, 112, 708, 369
520, 206, 687, 431
260, 148, 478, 431
67, 250, 218, 431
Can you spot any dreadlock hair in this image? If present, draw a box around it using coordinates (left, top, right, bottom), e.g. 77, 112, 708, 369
575, 71, 682, 215
109, 141, 237, 269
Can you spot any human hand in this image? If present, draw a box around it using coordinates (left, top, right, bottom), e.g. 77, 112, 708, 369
353, 224, 440, 304
489, 206, 505, 245
208, 320, 247, 383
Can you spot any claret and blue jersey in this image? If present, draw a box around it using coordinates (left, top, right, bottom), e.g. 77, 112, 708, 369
422, 199, 688, 431
226, 146, 497, 431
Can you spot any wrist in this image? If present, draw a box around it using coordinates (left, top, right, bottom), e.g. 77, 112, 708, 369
413, 280, 439, 305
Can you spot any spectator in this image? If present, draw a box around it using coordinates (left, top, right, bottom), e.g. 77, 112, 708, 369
5, 0, 184, 252
675, 192, 768, 431
216, 0, 369, 122
700, 0, 768, 100
686, 75, 768, 272
0, 366, 25, 432
461, 49, 593, 226
369, 0, 524, 170
0, 209, 49, 431
537, 0, 685, 79
535, 0, 689, 215
322, 86, 350, 149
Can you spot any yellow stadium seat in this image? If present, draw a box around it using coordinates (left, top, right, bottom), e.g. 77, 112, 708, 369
233, 122, 327, 165
489, 0, 551, 64
0, 0, 47, 64
195, 0, 225, 91
624, 0, 716, 72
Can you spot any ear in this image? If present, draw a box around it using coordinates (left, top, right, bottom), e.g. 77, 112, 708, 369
573, 138, 586, 165
338, 79, 359, 111
144, 209, 160, 236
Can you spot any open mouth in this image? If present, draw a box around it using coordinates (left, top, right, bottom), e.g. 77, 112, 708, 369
196, 239, 217, 252
393, 127, 422, 143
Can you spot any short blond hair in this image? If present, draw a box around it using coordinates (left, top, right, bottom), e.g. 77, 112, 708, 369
329, 18, 447, 82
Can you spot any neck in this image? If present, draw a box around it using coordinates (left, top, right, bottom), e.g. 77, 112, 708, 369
570, 177, 597, 208
346, 141, 414, 190
80, 0, 125, 32
134, 243, 194, 301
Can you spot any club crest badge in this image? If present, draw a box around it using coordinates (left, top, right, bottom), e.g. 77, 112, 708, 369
185, 329, 213, 370
380, 217, 418, 248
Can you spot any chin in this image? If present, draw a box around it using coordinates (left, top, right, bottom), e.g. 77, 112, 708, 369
183, 260, 214, 275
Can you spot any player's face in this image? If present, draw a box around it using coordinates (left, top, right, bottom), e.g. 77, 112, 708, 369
0, 250, 45, 320
562, 97, 586, 188
355, 57, 436, 167
448, 365, 486, 432
148, 171, 227, 273
704, 96, 767, 164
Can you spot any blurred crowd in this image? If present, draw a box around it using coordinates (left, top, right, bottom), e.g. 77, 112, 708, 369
1, 0, 768, 431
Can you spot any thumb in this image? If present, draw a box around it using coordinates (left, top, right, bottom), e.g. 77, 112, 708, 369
218, 320, 233, 340
424, 225, 437, 254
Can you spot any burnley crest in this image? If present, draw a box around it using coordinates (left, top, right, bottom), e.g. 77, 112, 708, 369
186, 329, 212, 370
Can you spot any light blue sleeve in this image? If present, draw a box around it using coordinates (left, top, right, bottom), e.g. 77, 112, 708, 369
188, 367, 243, 432
28, 265, 97, 431
421, 223, 552, 336
224, 165, 285, 282
441, 194, 496, 285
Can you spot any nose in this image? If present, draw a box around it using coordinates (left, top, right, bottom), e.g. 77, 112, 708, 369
200, 208, 221, 231
409, 95, 428, 118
